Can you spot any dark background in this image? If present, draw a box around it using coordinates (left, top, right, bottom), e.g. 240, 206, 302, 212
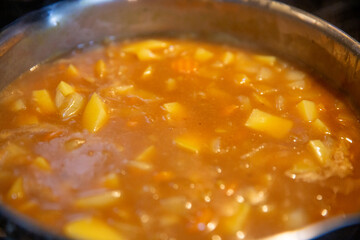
0, 0, 359, 41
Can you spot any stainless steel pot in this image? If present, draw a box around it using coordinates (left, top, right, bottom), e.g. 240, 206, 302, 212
0, 0, 359, 239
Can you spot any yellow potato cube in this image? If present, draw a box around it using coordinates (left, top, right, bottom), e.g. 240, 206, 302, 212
57, 81, 75, 96
74, 191, 121, 208
312, 119, 331, 135
253, 55, 276, 66
7, 177, 24, 200
94, 59, 106, 78
174, 135, 202, 154
123, 40, 168, 52
60, 92, 85, 120
64, 217, 123, 240
33, 156, 51, 171
10, 99, 26, 112
102, 173, 121, 189
55, 81, 76, 108
222, 51, 235, 65
307, 140, 330, 165
296, 100, 318, 121
194, 48, 214, 62
16, 114, 39, 126
221, 203, 251, 234
82, 93, 108, 133
166, 78, 177, 91
66, 64, 79, 77
135, 145, 156, 162
127, 161, 153, 171
162, 102, 186, 121
64, 138, 86, 151
245, 109, 293, 138
136, 49, 159, 61
32, 89, 56, 114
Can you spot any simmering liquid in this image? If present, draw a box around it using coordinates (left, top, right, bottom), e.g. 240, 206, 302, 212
0, 39, 360, 240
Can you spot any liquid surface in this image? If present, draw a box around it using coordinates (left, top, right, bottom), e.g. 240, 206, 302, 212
0, 39, 360, 240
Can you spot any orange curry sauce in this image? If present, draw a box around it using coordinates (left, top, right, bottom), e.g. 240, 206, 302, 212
0, 39, 360, 240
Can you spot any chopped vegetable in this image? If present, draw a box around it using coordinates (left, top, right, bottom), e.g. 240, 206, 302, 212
95, 60, 106, 78
222, 51, 235, 65
7, 177, 24, 200
16, 113, 39, 126
64, 217, 123, 240
174, 135, 202, 154
162, 102, 186, 121
256, 67, 272, 81
307, 140, 330, 165
296, 100, 317, 122
245, 109, 293, 138
57, 81, 75, 96
102, 173, 121, 189
82, 93, 108, 133
123, 40, 168, 52
75, 191, 121, 208
194, 48, 214, 62
32, 89, 56, 114
10, 99, 26, 112
33, 156, 51, 171
166, 78, 177, 91
312, 119, 330, 135
64, 138, 86, 151
59, 92, 85, 119
221, 203, 250, 233
66, 64, 79, 77
253, 55, 276, 66
135, 145, 156, 162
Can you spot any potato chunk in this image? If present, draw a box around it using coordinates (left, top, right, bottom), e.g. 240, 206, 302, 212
222, 51, 235, 65
194, 48, 214, 62
64, 217, 123, 240
75, 191, 121, 208
253, 55, 276, 66
123, 40, 168, 61
66, 64, 79, 77
245, 109, 293, 138
307, 140, 330, 165
32, 89, 56, 114
221, 202, 251, 234
82, 93, 108, 133
312, 119, 330, 135
174, 135, 202, 154
162, 102, 186, 121
102, 173, 121, 189
94, 60, 106, 78
7, 177, 24, 200
57, 81, 75, 96
135, 145, 156, 162
123, 40, 168, 52
296, 100, 317, 121
33, 156, 51, 171
10, 99, 26, 112
55, 81, 75, 108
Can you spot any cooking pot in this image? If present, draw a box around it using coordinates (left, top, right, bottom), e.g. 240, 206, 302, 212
0, 0, 359, 239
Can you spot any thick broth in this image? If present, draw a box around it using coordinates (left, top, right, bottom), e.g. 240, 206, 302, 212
0, 39, 360, 240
